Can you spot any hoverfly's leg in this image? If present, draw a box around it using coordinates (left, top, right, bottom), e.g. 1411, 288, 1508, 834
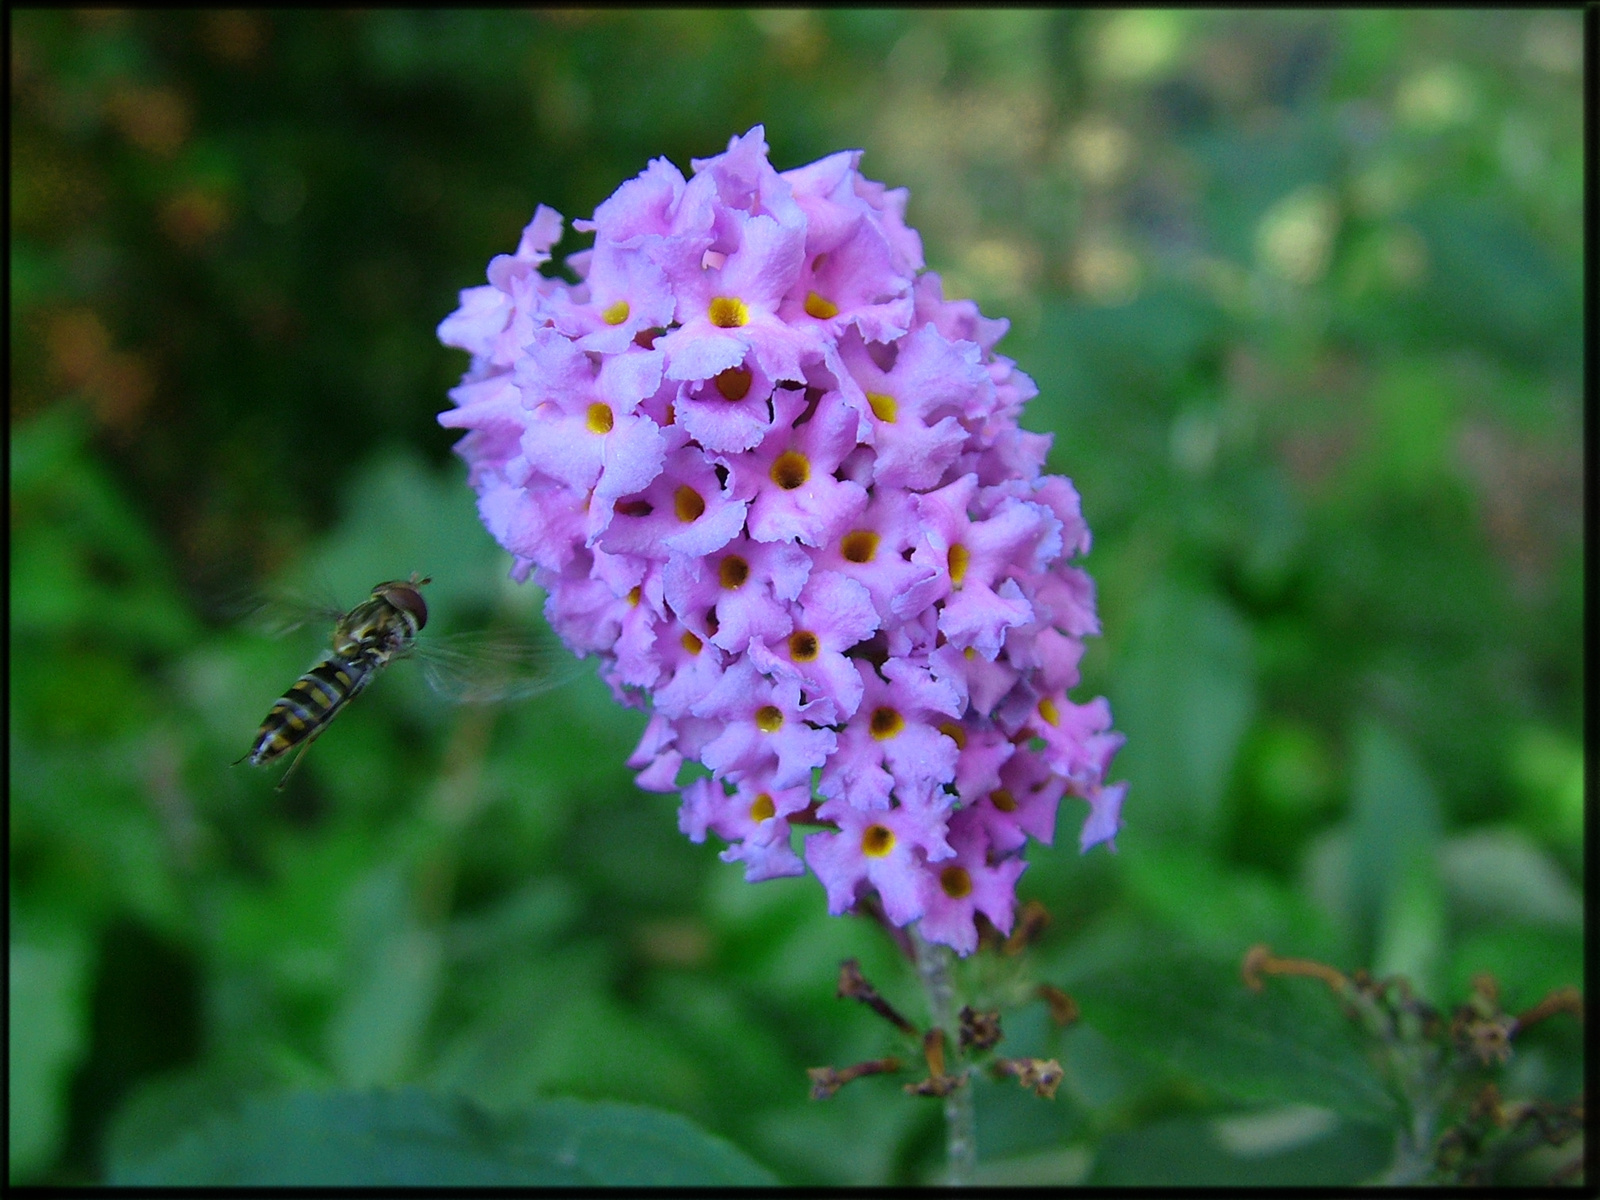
273, 725, 328, 791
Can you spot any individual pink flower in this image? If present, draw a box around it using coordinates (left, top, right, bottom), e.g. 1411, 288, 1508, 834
746, 569, 880, 721
971, 749, 1068, 855
915, 809, 1029, 956
598, 426, 749, 561
440, 126, 1125, 954
651, 621, 730, 720
513, 332, 667, 504
808, 487, 938, 627
804, 798, 954, 927
679, 774, 811, 881
904, 475, 1052, 659
834, 324, 987, 490
817, 657, 966, 813
662, 533, 811, 655
672, 355, 782, 454
691, 659, 838, 789
725, 385, 870, 548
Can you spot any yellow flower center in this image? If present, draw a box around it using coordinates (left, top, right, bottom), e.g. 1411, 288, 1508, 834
840, 530, 879, 563
989, 788, 1018, 813
938, 720, 967, 750
788, 630, 819, 661
719, 555, 750, 589
861, 824, 895, 857
601, 299, 630, 325
866, 391, 898, 423
714, 366, 752, 401
804, 291, 839, 319
674, 486, 705, 522
939, 866, 973, 899
680, 630, 703, 655
627, 586, 641, 607
749, 792, 776, 822
755, 705, 784, 733
709, 296, 748, 327
586, 403, 615, 434
770, 451, 810, 490
869, 707, 905, 741
947, 543, 970, 588
1037, 697, 1060, 727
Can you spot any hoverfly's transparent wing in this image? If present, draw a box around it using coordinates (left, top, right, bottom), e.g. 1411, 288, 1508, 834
229, 583, 349, 640
414, 630, 585, 704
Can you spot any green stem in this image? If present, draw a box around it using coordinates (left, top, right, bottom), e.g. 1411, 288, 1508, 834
911, 925, 975, 1185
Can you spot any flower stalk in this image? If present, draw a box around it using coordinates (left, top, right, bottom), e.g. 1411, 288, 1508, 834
912, 924, 976, 1185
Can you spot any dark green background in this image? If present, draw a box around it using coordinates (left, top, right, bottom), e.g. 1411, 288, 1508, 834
11, 9, 1584, 1185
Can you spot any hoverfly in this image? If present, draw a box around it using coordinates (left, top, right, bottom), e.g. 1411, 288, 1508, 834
236, 573, 572, 789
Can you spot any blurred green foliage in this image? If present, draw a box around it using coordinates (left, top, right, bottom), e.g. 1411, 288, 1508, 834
9, 8, 1583, 1186
107, 1089, 778, 1185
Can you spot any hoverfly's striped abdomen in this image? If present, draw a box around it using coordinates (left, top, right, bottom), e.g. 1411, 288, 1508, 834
243, 653, 373, 766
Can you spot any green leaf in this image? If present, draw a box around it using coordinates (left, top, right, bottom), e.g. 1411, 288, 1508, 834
326, 925, 443, 1087
1507, 726, 1584, 847
1069, 950, 1396, 1123
103, 1062, 286, 1181
9, 932, 92, 1182
1121, 840, 1345, 962
751, 1092, 924, 1188
973, 1145, 1094, 1186
1107, 581, 1256, 841
1439, 826, 1581, 930
1088, 1110, 1393, 1187
1347, 721, 1444, 994
429, 957, 710, 1117
325, 865, 443, 1088
970, 1064, 1086, 1165
1372, 855, 1445, 1004
106, 1088, 778, 1186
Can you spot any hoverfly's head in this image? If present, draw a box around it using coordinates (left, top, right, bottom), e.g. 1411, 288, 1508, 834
374, 575, 430, 630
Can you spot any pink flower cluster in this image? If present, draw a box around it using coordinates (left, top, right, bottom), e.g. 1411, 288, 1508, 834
438, 128, 1124, 954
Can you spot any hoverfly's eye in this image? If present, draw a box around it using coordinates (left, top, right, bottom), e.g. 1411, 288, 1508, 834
386, 585, 429, 629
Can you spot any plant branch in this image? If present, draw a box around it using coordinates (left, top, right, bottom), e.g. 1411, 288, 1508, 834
911, 925, 975, 1186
